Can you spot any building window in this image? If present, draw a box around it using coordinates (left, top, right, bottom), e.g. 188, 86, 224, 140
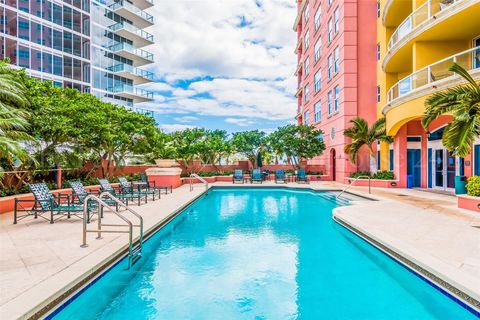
314, 6, 321, 31
314, 101, 322, 122
334, 86, 340, 112
304, 3, 310, 22
328, 18, 333, 42
305, 84, 310, 102
304, 30, 310, 49
328, 54, 333, 79
333, 47, 339, 74
304, 57, 310, 76
304, 110, 310, 125
314, 38, 321, 61
377, 85, 381, 102
314, 70, 322, 92
328, 90, 333, 114
328, 0, 333, 7
377, 1, 381, 18
333, 7, 339, 34
377, 43, 381, 60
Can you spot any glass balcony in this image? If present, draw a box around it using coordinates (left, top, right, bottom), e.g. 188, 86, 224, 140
109, 21, 154, 46
107, 84, 154, 102
109, 1, 154, 28
387, 46, 480, 102
109, 42, 154, 66
131, 0, 154, 10
388, 0, 460, 51
107, 63, 154, 83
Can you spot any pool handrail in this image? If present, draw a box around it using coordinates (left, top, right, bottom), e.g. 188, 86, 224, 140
189, 173, 209, 191
337, 175, 371, 199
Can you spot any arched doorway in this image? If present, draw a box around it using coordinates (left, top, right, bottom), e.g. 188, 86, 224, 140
330, 148, 336, 181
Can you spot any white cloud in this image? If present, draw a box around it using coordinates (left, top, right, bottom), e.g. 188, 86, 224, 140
225, 117, 256, 127
158, 124, 197, 133
174, 116, 200, 123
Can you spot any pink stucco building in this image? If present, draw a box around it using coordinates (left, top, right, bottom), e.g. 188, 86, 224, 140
293, 0, 377, 182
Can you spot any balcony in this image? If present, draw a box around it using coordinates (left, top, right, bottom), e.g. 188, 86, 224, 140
109, 1, 154, 29
106, 84, 154, 103
109, 22, 154, 47
385, 46, 480, 110
107, 63, 154, 84
109, 42, 154, 66
131, 0, 153, 10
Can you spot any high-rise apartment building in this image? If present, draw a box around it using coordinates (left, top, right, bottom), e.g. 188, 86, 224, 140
294, 0, 377, 182
377, 0, 480, 190
0, 0, 155, 108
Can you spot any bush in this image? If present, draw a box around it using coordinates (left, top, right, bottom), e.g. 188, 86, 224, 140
466, 176, 480, 196
350, 170, 395, 180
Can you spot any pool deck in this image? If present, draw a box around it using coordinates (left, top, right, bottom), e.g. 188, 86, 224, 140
0, 182, 479, 318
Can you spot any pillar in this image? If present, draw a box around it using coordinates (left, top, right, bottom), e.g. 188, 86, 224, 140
379, 141, 390, 171
394, 125, 407, 188
421, 130, 428, 188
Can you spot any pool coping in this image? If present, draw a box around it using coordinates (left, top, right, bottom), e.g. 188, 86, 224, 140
333, 214, 480, 317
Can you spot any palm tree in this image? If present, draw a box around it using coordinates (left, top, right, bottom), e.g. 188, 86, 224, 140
422, 63, 480, 157
344, 117, 392, 174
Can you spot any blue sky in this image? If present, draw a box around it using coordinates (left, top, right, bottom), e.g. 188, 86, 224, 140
136, 0, 297, 133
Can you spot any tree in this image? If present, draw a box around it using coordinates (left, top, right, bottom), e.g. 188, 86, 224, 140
171, 128, 209, 173
197, 130, 232, 167
422, 63, 480, 157
343, 117, 392, 174
268, 124, 325, 168
231, 130, 266, 167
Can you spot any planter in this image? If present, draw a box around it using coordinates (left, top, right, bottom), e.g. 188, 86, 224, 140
154, 159, 177, 167
457, 194, 480, 213
345, 178, 399, 188
146, 167, 182, 189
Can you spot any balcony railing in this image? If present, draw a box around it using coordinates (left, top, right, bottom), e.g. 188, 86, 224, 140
388, 0, 459, 50
109, 21, 154, 43
107, 63, 153, 80
387, 46, 480, 102
109, 42, 154, 62
109, 1, 154, 24
107, 84, 154, 99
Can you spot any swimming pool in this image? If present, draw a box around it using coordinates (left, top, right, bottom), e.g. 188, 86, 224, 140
49, 187, 477, 319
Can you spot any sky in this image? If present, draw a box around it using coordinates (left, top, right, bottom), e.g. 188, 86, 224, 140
137, 0, 298, 133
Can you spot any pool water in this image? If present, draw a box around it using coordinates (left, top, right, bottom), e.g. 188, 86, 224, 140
50, 188, 477, 319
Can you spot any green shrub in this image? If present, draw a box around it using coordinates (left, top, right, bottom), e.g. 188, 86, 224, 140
350, 170, 395, 180
466, 176, 480, 196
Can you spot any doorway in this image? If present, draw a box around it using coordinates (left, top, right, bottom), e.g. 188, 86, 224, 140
407, 149, 421, 187
330, 149, 336, 181
431, 148, 456, 191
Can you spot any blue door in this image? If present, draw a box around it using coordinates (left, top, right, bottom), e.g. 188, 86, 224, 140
475, 144, 480, 176
407, 149, 421, 187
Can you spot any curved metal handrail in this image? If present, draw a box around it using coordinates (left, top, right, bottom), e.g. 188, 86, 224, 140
337, 176, 371, 199
189, 173, 209, 191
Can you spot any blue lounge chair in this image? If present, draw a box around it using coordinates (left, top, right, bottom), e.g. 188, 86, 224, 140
296, 169, 309, 183
98, 178, 146, 206
118, 176, 160, 201
275, 170, 287, 183
251, 169, 263, 183
233, 170, 244, 184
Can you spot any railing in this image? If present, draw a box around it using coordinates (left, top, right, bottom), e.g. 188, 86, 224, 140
189, 174, 208, 192
109, 21, 154, 42
106, 84, 154, 99
388, 0, 459, 50
387, 46, 480, 102
107, 63, 154, 80
109, 0, 154, 24
109, 42, 154, 61
80, 193, 143, 269
337, 176, 371, 200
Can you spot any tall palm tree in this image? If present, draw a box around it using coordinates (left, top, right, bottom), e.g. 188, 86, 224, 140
344, 117, 392, 174
422, 63, 480, 157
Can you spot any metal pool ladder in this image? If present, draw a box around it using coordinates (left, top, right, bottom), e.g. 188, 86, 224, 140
80, 193, 143, 269
336, 175, 371, 199
189, 173, 209, 191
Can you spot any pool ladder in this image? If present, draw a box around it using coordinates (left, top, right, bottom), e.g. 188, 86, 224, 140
189, 173, 209, 191
337, 175, 371, 199
80, 192, 144, 269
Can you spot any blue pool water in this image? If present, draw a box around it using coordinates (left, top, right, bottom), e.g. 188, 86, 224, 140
51, 188, 477, 319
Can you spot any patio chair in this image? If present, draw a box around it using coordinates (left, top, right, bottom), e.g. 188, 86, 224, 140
252, 169, 263, 184
296, 169, 309, 184
275, 170, 287, 184
14, 183, 85, 224
118, 176, 160, 201
98, 178, 146, 206
69, 180, 118, 220
140, 173, 172, 194
233, 170, 244, 184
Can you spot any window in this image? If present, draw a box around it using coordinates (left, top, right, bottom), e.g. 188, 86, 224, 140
333, 7, 339, 33
328, 0, 333, 6
304, 110, 310, 125
305, 84, 310, 102
314, 38, 321, 61
377, 85, 381, 102
314, 101, 322, 122
328, 18, 333, 42
304, 3, 309, 22
304, 57, 310, 76
328, 54, 333, 79
328, 90, 333, 114
377, 43, 381, 60
314, 70, 321, 92
334, 86, 340, 112
304, 31, 310, 49
314, 7, 321, 31
377, 1, 381, 18
333, 47, 339, 74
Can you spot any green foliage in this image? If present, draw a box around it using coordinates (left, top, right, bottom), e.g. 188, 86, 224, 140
231, 130, 266, 166
466, 176, 480, 196
422, 63, 480, 157
350, 170, 395, 180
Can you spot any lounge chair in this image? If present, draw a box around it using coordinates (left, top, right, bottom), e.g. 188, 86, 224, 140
233, 170, 244, 184
69, 180, 118, 220
118, 176, 160, 201
296, 169, 309, 184
251, 169, 263, 183
98, 178, 147, 206
14, 183, 85, 224
275, 170, 287, 183
140, 173, 172, 194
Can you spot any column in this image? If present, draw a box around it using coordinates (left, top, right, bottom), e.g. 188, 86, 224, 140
394, 125, 407, 188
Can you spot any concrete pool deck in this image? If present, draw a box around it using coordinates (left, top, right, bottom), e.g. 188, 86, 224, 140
0, 182, 479, 318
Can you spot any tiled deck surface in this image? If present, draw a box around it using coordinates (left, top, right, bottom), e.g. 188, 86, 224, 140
0, 182, 479, 319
